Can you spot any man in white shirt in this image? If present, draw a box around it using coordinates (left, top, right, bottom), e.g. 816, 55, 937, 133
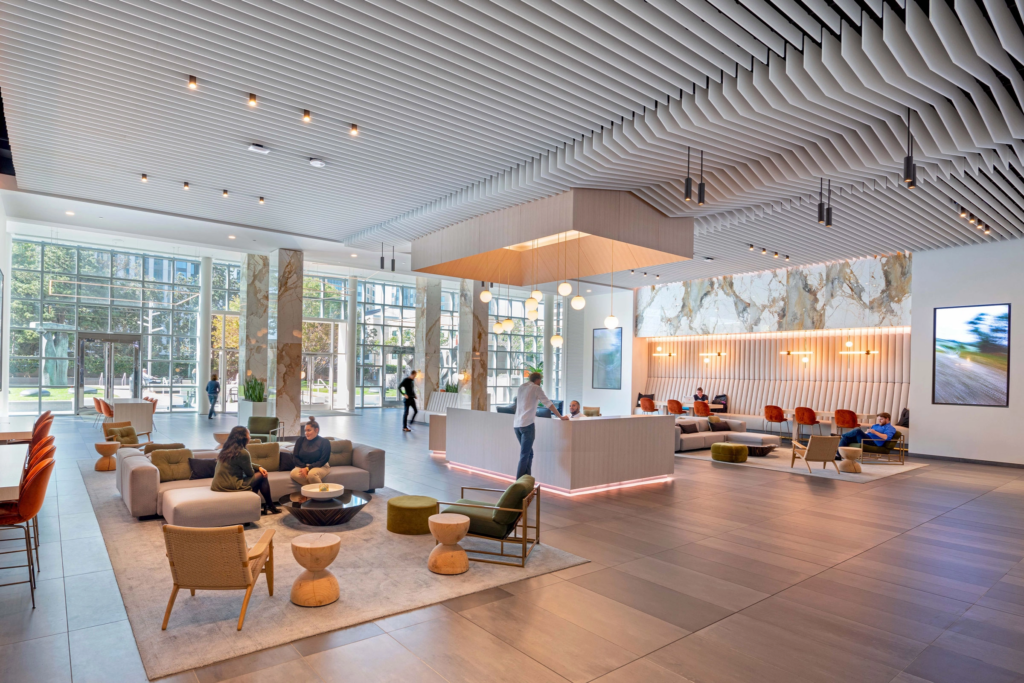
568, 401, 586, 419
513, 372, 568, 477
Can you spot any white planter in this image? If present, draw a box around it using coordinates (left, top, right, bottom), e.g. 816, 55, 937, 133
238, 399, 270, 425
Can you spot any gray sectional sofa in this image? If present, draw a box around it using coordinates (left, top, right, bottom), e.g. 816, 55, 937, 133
674, 417, 781, 452
116, 439, 385, 526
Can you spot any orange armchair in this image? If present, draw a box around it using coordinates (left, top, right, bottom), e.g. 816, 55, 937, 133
0, 458, 55, 608
693, 401, 711, 418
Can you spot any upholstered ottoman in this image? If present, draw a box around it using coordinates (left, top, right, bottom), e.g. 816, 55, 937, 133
711, 442, 748, 463
162, 488, 261, 527
387, 495, 438, 535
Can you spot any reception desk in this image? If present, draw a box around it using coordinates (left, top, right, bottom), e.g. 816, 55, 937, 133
445, 409, 675, 495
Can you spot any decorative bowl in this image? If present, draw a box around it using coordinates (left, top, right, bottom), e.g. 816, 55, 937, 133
301, 483, 344, 500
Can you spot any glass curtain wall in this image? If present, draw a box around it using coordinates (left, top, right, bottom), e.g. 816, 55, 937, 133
210, 262, 241, 412
302, 274, 348, 409
552, 296, 563, 401
487, 295, 547, 407
9, 239, 200, 414
440, 289, 459, 391
357, 281, 416, 407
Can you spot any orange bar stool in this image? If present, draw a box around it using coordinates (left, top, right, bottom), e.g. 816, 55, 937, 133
764, 405, 788, 438
639, 397, 659, 415
666, 400, 686, 416
833, 409, 859, 436
693, 401, 711, 418
0, 458, 55, 608
794, 407, 824, 444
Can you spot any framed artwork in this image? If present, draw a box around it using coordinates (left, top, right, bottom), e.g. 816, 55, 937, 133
592, 327, 622, 390
933, 304, 1009, 407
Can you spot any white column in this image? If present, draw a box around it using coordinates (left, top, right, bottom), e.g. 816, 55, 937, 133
543, 294, 554, 398
346, 275, 357, 411
198, 256, 213, 416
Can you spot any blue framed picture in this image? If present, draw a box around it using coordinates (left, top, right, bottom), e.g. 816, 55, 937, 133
592, 327, 622, 390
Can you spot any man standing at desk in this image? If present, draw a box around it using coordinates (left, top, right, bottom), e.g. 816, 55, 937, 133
514, 372, 567, 477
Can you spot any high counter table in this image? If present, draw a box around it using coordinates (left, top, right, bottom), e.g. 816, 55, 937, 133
444, 409, 676, 495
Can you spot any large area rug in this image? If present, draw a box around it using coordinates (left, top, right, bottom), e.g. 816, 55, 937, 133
677, 448, 927, 482
79, 463, 587, 680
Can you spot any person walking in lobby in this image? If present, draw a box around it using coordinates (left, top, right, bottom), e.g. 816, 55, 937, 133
514, 372, 568, 477
289, 418, 332, 485
399, 369, 418, 432
206, 373, 220, 419
836, 412, 897, 458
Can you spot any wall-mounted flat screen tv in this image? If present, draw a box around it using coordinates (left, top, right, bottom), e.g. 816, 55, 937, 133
933, 304, 1009, 407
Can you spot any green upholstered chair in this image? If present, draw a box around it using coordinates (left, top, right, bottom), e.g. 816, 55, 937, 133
246, 416, 281, 443
438, 475, 539, 567
711, 442, 748, 463
860, 431, 906, 465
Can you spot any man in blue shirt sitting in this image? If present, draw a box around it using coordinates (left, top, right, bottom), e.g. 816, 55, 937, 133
837, 412, 897, 457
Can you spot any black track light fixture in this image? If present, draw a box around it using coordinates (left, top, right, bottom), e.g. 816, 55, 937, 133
380, 242, 385, 270
785, 255, 790, 261
959, 204, 968, 219
969, 213, 976, 225
904, 107, 917, 189
697, 151, 706, 206
749, 244, 754, 251
391, 246, 396, 272
817, 178, 825, 224
825, 180, 833, 227
761, 247, 767, 255
984, 225, 991, 235
684, 147, 693, 202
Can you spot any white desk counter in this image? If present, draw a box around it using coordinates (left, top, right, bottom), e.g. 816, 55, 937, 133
445, 409, 675, 494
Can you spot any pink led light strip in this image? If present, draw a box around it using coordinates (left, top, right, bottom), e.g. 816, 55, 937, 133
445, 462, 673, 497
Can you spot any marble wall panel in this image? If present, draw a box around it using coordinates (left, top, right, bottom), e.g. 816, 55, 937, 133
636, 254, 911, 337
238, 253, 269, 385
270, 249, 304, 437
458, 279, 489, 410
414, 278, 442, 404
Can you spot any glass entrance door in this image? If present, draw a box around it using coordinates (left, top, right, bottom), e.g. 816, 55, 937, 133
301, 355, 335, 408
76, 335, 142, 414
382, 346, 414, 406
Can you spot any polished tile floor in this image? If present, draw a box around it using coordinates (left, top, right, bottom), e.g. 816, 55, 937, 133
2, 410, 1024, 682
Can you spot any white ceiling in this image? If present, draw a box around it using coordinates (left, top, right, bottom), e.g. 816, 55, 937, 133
1, 0, 1023, 288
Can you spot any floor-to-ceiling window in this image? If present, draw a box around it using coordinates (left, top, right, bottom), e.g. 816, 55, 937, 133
357, 280, 415, 407
209, 262, 241, 413
487, 294, 547, 407
552, 296, 563, 401
301, 274, 348, 410
8, 239, 200, 414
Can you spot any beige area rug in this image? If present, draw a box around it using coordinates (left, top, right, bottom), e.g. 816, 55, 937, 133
677, 448, 927, 483
79, 463, 587, 680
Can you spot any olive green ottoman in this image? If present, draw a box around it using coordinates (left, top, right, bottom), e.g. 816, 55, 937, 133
711, 442, 748, 463
387, 495, 438, 535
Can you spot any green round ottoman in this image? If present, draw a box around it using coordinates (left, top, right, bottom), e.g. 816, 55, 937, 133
387, 495, 438, 535
711, 442, 748, 463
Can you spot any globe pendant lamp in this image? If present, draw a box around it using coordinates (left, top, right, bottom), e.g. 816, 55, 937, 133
571, 294, 586, 310
531, 289, 544, 303
605, 314, 619, 329
570, 230, 585, 309
479, 281, 492, 303
502, 318, 514, 332
493, 321, 503, 334
550, 334, 563, 348
525, 296, 538, 312
526, 309, 539, 321
558, 281, 572, 296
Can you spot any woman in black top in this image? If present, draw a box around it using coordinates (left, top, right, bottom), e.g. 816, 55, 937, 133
289, 418, 333, 485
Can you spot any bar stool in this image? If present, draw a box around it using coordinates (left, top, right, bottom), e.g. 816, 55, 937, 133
666, 400, 687, 416
833, 409, 859, 436
0, 458, 55, 608
639, 398, 659, 415
693, 401, 711, 418
764, 405, 788, 438
794, 407, 824, 444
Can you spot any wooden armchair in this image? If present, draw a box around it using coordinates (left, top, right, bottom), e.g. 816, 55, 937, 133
102, 420, 152, 444
791, 435, 842, 474
437, 476, 540, 568
161, 525, 275, 631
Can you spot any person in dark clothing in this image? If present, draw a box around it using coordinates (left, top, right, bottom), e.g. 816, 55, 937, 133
693, 387, 708, 402
211, 426, 280, 514
399, 370, 418, 432
206, 374, 220, 419
289, 418, 333, 485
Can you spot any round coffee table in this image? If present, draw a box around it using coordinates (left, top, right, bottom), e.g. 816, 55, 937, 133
278, 490, 370, 526
427, 513, 471, 575
746, 444, 777, 457
94, 442, 119, 472
837, 446, 863, 473
290, 533, 341, 607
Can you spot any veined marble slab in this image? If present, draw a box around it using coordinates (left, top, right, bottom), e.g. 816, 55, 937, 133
636, 254, 911, 337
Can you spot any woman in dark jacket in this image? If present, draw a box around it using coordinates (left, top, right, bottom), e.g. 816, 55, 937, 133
288, 418, 332, 485
211, 425, 280, 514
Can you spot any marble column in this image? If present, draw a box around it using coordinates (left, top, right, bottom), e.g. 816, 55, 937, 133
414, 278, 442, 406
458, 280, 489, 410
238, 253, 270, 388
198, 256, 213, 415
269, 249, 304, 437
543, 295, 554, 398
346, 275, 357, 412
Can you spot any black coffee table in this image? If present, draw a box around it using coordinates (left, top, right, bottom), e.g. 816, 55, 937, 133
278, 491, 370, 526
746, 445, 777, 457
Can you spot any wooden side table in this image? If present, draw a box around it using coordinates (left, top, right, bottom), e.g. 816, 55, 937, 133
94, 442, 120, 472
428, 513, 470, 575
837, 446, 862, 474
290, 533, 341, 607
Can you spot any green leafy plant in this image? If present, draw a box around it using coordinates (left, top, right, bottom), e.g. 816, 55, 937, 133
241, 377, 266, 402
444, 382, 459, 393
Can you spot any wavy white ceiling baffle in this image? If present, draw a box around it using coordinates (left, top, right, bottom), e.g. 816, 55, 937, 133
0, 0, 1022, 285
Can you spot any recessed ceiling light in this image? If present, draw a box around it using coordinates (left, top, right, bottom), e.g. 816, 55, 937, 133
183, 182, 189, 190
259, 197, 264, 204
248, 93, 257, 107
65, 211, 74, 216
141, 174, 148, 182
303, 110, 311, 122
704, 257, 714, 261
586, 289, 591, 293
228, 235, 236, 240
350, 254, 358, 258
248, 143, 269, 154
309, 158, 325, 168
222, 190, 229, 198
350, 124, 359, 136
188, 75, 197, 89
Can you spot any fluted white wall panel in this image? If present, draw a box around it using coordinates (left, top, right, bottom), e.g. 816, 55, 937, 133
646, 327, 911, 417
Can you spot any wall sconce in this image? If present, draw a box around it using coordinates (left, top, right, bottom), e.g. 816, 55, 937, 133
780, 351, 813, 356
801, 357, 809, 363
698, 352, 726, 357
456, 372, 466, 382
840, 350, 879, 355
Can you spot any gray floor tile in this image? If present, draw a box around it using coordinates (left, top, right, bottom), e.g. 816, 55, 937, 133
64, 569, 127, 631
69, 619, 149, 683
194, 644, 302, 683
291, 622, 385, 657
0, 577, 67, 646
305, 633, 445, 683
60, 536, 112, 576
0, 632, 72, 683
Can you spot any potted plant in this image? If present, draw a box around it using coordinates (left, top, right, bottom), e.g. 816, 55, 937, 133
238, 377, 270, 424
